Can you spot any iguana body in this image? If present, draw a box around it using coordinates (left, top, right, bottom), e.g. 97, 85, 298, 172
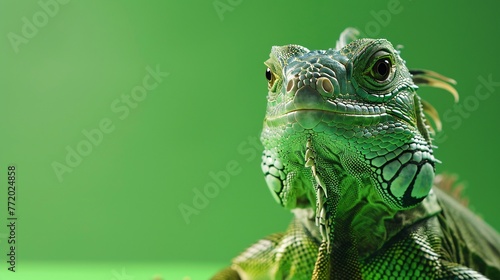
212, 29, 500, 279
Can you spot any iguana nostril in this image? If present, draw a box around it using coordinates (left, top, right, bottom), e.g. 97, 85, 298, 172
317, 77, 334, 94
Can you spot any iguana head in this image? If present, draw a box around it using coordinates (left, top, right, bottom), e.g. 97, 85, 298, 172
261, 29, 457, 213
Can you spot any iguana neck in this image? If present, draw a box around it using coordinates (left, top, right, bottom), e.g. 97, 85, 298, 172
293, 189, 441, 259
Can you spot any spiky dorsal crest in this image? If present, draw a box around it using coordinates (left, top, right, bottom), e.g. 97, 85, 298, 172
434, 174, 469, 207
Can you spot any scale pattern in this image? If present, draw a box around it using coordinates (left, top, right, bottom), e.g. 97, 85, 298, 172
211, 28, 500, 279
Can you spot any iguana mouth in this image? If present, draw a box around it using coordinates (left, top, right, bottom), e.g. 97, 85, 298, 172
286, 108, 384, 117
265, 108, 386, 130
265, 82, 390, 129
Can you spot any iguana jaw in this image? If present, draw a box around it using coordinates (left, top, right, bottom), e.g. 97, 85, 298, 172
264, 109, 386, 131
263, 80, 393, 130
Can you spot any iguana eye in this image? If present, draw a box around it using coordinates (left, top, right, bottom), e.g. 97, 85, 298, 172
266, 68, 272, 81
266, 68, 276, 88
372, 58, 391, 81
364, 50, 395, 85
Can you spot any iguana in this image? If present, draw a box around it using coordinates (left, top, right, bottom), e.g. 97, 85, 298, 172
211, 28, 500, 279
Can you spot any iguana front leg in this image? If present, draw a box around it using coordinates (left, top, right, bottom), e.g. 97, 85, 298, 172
212, 219, 319, 280
211, 267, 241, 280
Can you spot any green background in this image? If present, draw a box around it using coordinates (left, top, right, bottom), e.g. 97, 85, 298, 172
1, 0, 499, 279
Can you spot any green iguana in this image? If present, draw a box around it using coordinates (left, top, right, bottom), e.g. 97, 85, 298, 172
211, 28, 500, 279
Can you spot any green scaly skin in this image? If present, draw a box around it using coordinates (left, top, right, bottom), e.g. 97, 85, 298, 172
211, 28, 500, 279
